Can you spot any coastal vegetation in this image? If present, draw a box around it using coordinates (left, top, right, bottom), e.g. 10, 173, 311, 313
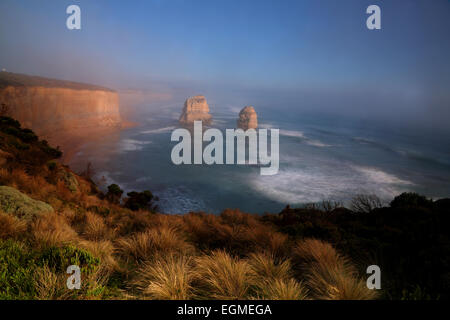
0, 116, 448, 300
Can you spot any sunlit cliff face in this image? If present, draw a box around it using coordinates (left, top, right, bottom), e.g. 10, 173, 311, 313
0, 86, 121, 135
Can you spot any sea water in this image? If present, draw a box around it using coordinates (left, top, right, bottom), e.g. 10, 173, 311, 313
69, 99, 450, 214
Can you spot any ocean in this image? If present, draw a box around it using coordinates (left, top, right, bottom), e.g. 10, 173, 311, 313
68, 98, 450, 214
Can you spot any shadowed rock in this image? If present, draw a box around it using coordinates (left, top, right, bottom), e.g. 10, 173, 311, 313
237, 106, 258, 130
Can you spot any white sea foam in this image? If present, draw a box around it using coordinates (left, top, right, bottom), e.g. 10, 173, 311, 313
141, 126, 176, 134
119, 139, 152, 152
352, 165, 414, 186
305, 140, 332, 147
249, 164, 414, 204
279, 129, 331, 147
259, 123, 275, 129
279, 129, 305, 138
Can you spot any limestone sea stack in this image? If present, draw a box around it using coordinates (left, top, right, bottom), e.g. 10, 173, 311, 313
179, 95, 212, 125
237, 106, 258, 130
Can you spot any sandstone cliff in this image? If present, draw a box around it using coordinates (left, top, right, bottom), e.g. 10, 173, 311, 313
237, 106, 258, 130
179, 95, 212, 125
0, 72, 122, 157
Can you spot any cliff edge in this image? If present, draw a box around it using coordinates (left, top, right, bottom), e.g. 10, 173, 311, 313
0, 72, 121, 136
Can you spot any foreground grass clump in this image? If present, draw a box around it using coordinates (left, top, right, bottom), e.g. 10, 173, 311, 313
248, 252, 308, 300
194, 250, 254, 300
131, 254, 194, 300
293, 239, 377, 300
117, 226, 194, 264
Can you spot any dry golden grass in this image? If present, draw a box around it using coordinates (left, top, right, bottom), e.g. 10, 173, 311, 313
183, 212, 234, 248
249, 228, 289, 257
293, 239, 377, 300
247, 252, 308, 300
247, 252, 292, 281
131, 254, 194, 300
182, 210, 290, 257
55, 180, 76, 202
0, 158, 378, 301
33, 265, 70, 300
0, 168, 56, 201
78, 239, 119, 273
117, 226, 194, 264
107, 208, 154, 236
77, 193, 103, 209
0, 211, 27, 239
31, 212, 79, 248
220, 209, 260, 227
256, 278, 309, 300
307, 266, 377, 300
83, 211, 110, 241
293, 238, 343, 269
194, 250, 254, 299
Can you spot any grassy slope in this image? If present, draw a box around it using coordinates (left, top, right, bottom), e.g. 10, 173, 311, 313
0, 116, 448, 300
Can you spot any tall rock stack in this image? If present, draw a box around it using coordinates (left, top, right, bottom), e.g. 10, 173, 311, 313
237, 106, 258, 130
179, 95, 212, 125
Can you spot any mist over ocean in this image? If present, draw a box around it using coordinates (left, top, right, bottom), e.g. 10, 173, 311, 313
69, 97, 450, 214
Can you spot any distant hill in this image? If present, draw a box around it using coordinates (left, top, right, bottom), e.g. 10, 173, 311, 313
0, 71, 115, 92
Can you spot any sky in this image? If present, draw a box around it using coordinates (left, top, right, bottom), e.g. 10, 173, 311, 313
0, 0, 449, 131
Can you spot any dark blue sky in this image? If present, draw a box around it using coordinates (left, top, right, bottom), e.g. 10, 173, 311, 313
1, 0, 449, 129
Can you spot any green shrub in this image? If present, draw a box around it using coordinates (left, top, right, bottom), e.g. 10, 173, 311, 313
0, 240, 36, 299
36, 245, 100, 275
0, 240, 101, 300
106, 184, 123, 204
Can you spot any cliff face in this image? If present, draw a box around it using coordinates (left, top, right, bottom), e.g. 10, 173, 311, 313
0, 86, 121, 136
237, 106, 258, 130
179, 95, 212, 125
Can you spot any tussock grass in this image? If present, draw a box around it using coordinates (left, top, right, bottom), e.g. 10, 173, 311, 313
31, 212, 79, 248
0, 211, 27, 239
249, 229, 289, 257
78, 239, 119, 273
131, 254, 194, 300
247, 252, 308, 300
0, 168, 55, 201
83, 211, 110, 241
33, 265, 72, 300
194, 250, 254, 299
255, 278, 309, 300
293, 239, 377, 300
247, 252, 292, 281
117, 226, 194, 264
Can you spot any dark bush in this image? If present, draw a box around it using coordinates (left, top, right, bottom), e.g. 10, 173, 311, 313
124, 190, 159, 212
390, 192, 433, 209
106, 184, 123, 204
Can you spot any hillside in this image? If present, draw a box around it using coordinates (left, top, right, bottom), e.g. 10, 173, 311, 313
0, 72, 114, 92
0, 116, 449, 300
